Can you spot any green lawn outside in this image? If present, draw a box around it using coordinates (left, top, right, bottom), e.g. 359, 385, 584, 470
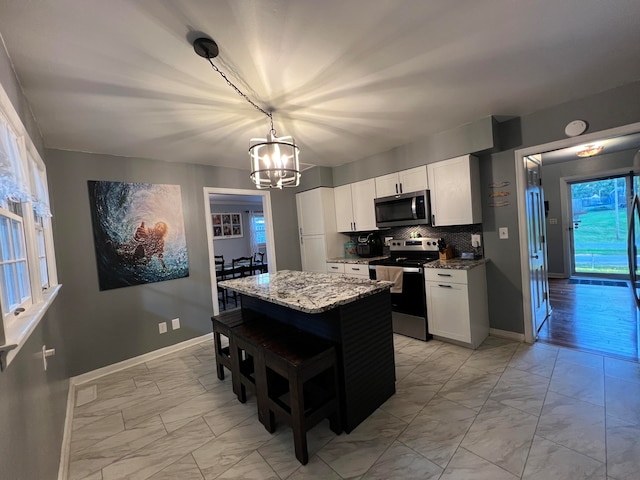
572, 208, 629, 274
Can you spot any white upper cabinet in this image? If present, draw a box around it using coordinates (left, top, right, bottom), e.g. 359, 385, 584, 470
334, 179, 378, 232
427, 154, 481, 226
375, 166, 428, 198
334, 184, 354, 232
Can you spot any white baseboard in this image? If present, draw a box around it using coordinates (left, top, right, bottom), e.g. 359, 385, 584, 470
71, 333, 213, 386
58, 333, 213, 480
57, 379, 76, 480
489, 328, 525, 342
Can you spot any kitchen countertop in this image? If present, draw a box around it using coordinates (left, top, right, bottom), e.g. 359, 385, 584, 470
327, 255, 389, 264
424, 258, 488, 270
219, 270, 394, 314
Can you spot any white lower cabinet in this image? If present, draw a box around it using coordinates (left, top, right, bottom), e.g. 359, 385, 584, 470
344, 264, 369, 278
326, 262, 346, 274
326, 262, 370, 278
425, 264, 488, 349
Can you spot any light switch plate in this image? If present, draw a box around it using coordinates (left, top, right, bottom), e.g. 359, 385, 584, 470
471, 234, 481, 247
499, 227, 509, 239
171, 318, 180, 330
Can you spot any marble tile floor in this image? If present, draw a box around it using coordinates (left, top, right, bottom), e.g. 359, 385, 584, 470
66, 334, 640, 480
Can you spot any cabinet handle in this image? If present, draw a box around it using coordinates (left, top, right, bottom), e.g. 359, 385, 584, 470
299, 227, 303, 236
432, 214, 436, 225
330, 266, 339, 270
352, 267, 360, 271
438, 284, 453, 288
300, 236, 303, 245
437, 273, 452, 277
399, 183, 403, 194
395, 184, 398, 194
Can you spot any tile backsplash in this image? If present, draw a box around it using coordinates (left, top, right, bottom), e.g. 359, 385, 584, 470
348, 224, 484, 258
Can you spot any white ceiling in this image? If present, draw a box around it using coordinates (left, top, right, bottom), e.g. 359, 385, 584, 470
1, 0, 639, 171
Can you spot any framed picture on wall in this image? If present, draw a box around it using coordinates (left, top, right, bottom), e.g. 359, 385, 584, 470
212, 212, 243, 238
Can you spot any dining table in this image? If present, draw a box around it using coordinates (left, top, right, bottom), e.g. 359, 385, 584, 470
216, 259, 268, 277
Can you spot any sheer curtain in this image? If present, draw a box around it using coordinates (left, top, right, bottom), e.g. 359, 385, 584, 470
248, 210, 261, 256
0, 118, 30, 204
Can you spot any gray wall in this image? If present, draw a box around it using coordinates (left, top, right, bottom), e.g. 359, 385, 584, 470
543, 148, 638, 275
307, 82, 640, 335
0, 43, 69, 479
483, 82, 640, 333
46, 148, 302, 376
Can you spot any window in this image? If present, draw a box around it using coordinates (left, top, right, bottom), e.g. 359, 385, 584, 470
0, 82, 58, 369
0, 206, 30, 315
250, 213, 266, 245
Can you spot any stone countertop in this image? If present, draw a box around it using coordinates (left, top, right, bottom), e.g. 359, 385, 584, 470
424, 258, 489, 270
219, 270, 394, 314
326, 256, 389, 264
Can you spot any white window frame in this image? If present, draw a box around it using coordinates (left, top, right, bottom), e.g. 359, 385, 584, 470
0, 81, 60, 370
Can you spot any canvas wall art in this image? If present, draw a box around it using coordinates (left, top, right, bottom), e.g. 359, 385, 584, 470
87, 181, 189, 290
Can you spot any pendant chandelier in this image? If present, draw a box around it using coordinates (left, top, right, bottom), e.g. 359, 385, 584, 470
193, 37, 301, 189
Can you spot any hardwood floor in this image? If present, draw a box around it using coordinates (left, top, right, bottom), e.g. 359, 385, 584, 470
538, 278, 639, 362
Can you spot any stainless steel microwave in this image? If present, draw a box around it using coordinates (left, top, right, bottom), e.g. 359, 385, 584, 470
374, 190, 431, 228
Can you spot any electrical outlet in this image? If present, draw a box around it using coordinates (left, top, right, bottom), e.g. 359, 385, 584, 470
171, 318, 180, 330
499, 227, 509, 239
158, 322, 167, 334
471, 234, 481, 248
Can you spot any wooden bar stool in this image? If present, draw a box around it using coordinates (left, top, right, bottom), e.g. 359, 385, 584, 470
229, 319, 286, 408
211, 309, 245, 381
261, 331, 342, 465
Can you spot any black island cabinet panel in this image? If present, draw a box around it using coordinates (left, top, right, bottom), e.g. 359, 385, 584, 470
241, 290, 395, 433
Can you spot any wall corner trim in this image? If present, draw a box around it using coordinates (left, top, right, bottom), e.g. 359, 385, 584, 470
489, 328, 526, 343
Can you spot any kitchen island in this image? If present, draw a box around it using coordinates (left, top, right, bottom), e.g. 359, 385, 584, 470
219, 270, 395, 433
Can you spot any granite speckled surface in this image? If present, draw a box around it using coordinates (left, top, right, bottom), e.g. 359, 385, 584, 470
424, 258, 488, 270
218, 270, 393, 313
326, 255, 389, 264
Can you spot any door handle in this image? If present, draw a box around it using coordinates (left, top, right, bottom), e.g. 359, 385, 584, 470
531, 255, 539, 259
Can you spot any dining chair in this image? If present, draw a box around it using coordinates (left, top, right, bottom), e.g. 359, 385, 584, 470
253, 251, 265, 274
232, 256, 254, 278
215, 255, 227, 309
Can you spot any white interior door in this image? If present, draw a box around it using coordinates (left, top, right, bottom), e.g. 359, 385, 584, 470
525, 155, 550, 334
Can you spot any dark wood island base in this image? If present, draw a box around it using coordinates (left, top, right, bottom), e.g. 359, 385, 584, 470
241, 289, 395, 433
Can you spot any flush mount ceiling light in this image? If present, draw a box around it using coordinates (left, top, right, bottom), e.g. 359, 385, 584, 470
193, 37, 300, 189
576, 144, 604, 157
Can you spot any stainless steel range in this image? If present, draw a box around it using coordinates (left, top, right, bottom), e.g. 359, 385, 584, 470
368, 238, 440, 341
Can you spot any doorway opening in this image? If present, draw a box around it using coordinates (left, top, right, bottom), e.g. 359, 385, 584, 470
515, 123, 640, 352
203, 187, 277, 316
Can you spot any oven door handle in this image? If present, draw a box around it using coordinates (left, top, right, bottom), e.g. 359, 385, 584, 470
368, 265, 423, 274
402, 267, 422, 273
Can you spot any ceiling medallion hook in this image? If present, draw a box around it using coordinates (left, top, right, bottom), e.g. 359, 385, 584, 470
192, 36, 300, 189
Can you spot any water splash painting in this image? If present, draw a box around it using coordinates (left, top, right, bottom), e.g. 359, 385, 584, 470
87, 181, 189, 290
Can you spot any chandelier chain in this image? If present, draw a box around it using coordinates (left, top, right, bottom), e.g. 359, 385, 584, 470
204, 57, 275, 134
